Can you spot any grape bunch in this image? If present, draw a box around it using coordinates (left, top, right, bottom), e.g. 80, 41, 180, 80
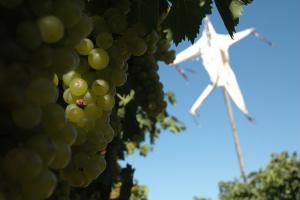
129, 54, 167, 117
0, 0, 174, 199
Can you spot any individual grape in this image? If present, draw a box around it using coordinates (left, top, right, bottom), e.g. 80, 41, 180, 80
116, 0, 131, 14
63, 88, 76, 104
65, 104, 85, 123
82, 90, 96, 104
65, 14, 93, 46
0, 0, 23, 8
60, 122, 77, 146
53, 0, 81, 28
49, 140, 71, 169
75, 57, 90, 74
26, 134, 57, 166
126, 36, 147, 56
84, 103, 103, 119
26, 77, 58, 106
96, 32, 113, 49
22, 169, 57, 200
87, 129, 107, 150
92, 79, 109, 96
109, 68, 127, 86
37, 15, 65, 43
107, 14, 128, 34
88, 48, 109, 70
97, 94, 115, 111
53, 74, 59, 86
91, 16, 109, 37
16, 21, 42, 50
62, 70, 81, 87
30, 45, 53, 69
52, 47, 80, 76
81, 71, 97, 86
42, 103, 66, 135
12, 104, 42, 129
69, 78, 88, 96
83, 156, 106, 181
73, 127, 87, 145
4, 148, 43, 182
75, 38, 94, 55
28, 0, 53, 16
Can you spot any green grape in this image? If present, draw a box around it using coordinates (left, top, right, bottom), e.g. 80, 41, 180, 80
146, 30, 159, 45
75, 57, 90, 74
4, 148, 43, 182
91, 16, 109, 37
69, 78, 88, 96
62, 70, 81, 87
26, 134, 56, 166
42, 103, 66, 135
109, 68, 127, 86
126, 36, 147, 56
30, 45, 53, 69
53, 73, 59, 86
65, 14, 93, 46
49, 140, 71, 169
83, 156, 106, 181
53, 0, 81, 28
63, 88, 76, 104
75, 38, 94, 55
16, 21, 42, 50
92, 79, 109, 96
63, 170, 86, 187
26, 77, 58, 106
12, 104, 42, 129
81, 71, 97, 86
101, 123, 115, 143
84, 103, 103, 119
73, 127, 87, 145
37, 15, 65, 43
65, 104, 85, 123
96, 32, 113, 49
61, 122, 77, 145
52, 47, 80, 76
131, 23, 148, 37
82, 90, 96, 104
116, 0, 131, 14
0, 0, 23, 8
88, 48, 109, 70
107, 14, 128, 34
97, 94, 115, 111
28, 0, 53, 16
22, 169, 57, 200
87, 129, 107, 150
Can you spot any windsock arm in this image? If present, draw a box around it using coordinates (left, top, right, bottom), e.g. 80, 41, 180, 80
172, 41, 202, 65
226, 28, 255, 46
189, 83, 216, 116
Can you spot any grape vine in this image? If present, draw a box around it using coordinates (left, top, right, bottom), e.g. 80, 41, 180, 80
0, 0, 251, 199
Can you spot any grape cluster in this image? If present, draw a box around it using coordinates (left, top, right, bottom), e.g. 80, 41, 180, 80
129, 54, 167, 117
0, 0, 174, 198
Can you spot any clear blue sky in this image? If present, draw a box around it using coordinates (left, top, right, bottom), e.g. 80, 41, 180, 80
123, 1, 300, 199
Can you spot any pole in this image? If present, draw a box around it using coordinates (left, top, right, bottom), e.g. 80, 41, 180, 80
223, 88, 247, 183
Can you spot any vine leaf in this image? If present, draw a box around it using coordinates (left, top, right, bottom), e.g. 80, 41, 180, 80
214, 0, 253, 37
163, 0, 213, 45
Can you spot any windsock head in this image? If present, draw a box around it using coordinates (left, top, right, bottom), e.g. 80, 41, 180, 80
203, 16, 216, 38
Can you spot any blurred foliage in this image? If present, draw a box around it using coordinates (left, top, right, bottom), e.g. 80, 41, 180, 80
196, 152, 300, 200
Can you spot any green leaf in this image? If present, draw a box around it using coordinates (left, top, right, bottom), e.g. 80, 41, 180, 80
165, 91, 176, 106
214, 0, 253, 37
163, 0, 213, 45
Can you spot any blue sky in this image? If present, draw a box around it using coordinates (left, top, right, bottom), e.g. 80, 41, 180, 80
124, 1, 300, 199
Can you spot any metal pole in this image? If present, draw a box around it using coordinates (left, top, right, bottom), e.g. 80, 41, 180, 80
223, 88, 247, 183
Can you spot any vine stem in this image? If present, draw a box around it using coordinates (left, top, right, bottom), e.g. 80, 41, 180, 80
223, 88, 247, 183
